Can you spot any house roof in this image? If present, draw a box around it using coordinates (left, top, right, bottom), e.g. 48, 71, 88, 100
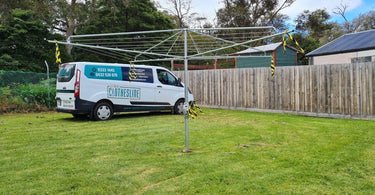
235, 42, 299, 55
306, 29, 375, 57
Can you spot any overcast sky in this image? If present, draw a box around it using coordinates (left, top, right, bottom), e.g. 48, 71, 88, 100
155, 0, 375, 27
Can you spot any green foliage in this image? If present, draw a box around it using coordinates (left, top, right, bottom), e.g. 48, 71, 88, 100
0, 81, 56, 113
77, 0, 175, 34
0, 0, 31, 24
0, 54, 20, 68
0, 9, 58, 72
12, 81, 56, 107
295, 9, 334, 42
72, 0, 175, 63
0, 86, 12, 96
216, 0, 294, 27
0, 71, 56, 112
345, 10, 375, 33
288, 33, 320, 64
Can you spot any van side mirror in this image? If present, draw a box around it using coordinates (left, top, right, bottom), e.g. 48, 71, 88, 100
178, 78, 183, 86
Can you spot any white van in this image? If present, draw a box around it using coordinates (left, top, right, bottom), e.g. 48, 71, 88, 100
56, 62, 194, 120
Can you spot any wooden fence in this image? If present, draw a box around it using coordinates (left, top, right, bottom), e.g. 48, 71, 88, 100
174, 62, 375, 119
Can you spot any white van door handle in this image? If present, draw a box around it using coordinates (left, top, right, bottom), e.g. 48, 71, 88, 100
157, 85, 162, 88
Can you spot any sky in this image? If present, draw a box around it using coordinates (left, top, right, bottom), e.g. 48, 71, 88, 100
155, 0, 375, 27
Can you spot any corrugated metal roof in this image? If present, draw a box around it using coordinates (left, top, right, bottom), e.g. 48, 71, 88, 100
306, 29, 375, 57
236, 42, 282, 54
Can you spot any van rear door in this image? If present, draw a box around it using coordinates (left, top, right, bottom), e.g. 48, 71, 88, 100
56, 63, 76, 110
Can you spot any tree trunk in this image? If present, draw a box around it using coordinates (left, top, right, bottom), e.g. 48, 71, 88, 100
65, 18, 75, 55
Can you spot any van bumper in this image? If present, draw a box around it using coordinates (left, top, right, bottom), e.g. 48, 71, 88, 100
56, 98, 95, 115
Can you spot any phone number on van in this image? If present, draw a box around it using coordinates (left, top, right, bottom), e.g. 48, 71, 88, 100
107, 87, 140, 100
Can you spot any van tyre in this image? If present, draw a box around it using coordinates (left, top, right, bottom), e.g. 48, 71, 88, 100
173, 99, 185, 115
93, 102, 113, 121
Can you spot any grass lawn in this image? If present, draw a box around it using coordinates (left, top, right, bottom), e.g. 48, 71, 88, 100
0, 109, 374, 194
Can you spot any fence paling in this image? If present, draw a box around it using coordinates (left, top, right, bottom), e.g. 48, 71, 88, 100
174, 62, 375, 119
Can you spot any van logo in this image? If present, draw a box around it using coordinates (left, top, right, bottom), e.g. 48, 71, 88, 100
107, 86, 140, 100
90, 67, 97, 77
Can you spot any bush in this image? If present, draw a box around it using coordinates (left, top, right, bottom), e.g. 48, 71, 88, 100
13, 82, 56, 107
0, 79, 56, 113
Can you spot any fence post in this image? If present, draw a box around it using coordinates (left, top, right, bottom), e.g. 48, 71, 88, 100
44, 61, 51, 108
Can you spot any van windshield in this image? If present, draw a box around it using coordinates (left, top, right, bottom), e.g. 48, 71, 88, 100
57, 64, 76, 82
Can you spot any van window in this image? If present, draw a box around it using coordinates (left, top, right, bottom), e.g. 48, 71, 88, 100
157, 69, 179, 86
58, 64, 76, 82
123, 67, 153, 83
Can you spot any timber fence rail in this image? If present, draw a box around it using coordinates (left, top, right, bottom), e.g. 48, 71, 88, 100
174, 62, 375, 120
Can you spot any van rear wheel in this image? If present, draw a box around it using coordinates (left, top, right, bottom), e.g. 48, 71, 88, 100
93, 102, 113, 121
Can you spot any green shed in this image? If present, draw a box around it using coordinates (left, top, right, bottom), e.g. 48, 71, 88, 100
234, 42, 300, 68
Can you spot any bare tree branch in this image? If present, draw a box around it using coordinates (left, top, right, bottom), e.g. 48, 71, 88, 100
267, 0, 295, 25
333, 2, 348, 22
165, 0, 192, 28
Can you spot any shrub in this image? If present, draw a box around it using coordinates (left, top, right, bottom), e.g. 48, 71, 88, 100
13, 81, 56, 106
0, 79, 56, 113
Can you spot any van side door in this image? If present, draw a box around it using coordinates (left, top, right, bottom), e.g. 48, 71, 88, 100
121, 67, 155, 105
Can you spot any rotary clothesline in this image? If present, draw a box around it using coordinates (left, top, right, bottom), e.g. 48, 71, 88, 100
51, 27, 305, 152
60, 27, 278, 63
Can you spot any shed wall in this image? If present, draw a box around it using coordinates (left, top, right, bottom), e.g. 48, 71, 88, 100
236, 51, 272, 68
236, 47, 297, 68
313, 52, 357, 65
275, 46, 296, 66
358, 49, 375, 57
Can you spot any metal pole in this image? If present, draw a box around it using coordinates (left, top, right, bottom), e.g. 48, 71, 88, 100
184, 29, 190, 152
44, 61, 50, 108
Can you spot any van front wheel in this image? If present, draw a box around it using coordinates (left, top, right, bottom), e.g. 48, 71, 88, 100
173, 99, 185, 115
93, 102, 113, 121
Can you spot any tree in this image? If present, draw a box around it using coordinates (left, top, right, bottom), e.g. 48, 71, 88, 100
73, 0, 175, 63
78, 0, 174, 34
0, 0, 31, 24
346, 11, 375, 33
295, 9, 334, 43
1, 0, 98, 54
50, 0, 97, 54
157, 0, 209, 28
0, 9, 69, 72
163, 0, 192, 28
332, 2, 354, 33
216, 0, 295, 27
333, 2, 349, 23
268, 13, 290, 32
291, 33, 320, 64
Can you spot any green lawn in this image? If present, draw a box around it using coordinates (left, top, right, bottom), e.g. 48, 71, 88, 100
0, 109, 374, 194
